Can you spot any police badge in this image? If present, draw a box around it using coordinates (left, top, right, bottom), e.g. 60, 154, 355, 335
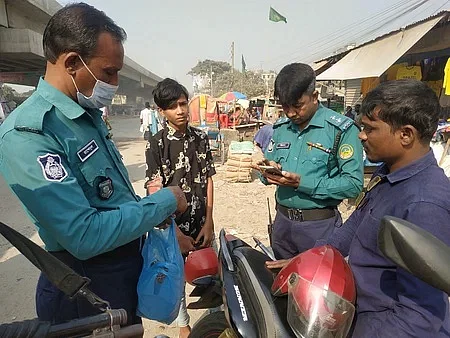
97, 177, 114, 200
37, 154, 68, 182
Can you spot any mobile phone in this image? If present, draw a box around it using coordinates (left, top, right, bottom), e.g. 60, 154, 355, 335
259, 165, 283, 176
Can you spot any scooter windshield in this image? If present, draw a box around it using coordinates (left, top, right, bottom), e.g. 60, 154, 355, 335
287, 273, 355, 338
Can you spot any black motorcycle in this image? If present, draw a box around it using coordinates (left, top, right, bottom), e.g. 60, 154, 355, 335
188, 229, 296, 338
188, 216, 450, 338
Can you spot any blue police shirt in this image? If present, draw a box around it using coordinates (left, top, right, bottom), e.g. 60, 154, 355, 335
0, 78, 177, 260
330, 151, 450, 337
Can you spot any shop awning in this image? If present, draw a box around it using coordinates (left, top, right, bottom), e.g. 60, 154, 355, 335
317, 14, 446, 80
311, 60, 330, 71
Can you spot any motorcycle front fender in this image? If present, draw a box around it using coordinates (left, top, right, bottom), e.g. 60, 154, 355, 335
187, 284, 223, 310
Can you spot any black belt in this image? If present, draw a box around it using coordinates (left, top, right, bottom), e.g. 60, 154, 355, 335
276, 204, 336, 222
51, 238, 142, 264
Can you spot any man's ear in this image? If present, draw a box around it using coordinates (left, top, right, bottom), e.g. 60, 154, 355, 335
63, 52, 82, 76
399, 125, 417, 146
312, 90, 319, 104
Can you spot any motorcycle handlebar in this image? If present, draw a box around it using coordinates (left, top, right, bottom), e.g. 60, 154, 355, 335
0, 309, 144, 338
48, 309, 128, 337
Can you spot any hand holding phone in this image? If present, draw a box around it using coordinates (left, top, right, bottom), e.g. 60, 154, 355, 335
259, 165, 283, 176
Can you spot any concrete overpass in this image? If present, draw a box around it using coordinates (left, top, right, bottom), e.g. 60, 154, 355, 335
0, 0, 162, 104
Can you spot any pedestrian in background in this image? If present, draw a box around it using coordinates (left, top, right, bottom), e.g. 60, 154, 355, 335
140, 101, 152, 140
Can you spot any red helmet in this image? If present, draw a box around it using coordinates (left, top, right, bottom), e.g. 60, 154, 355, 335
184, 247, 219, 285
271, 245, 355, 301
271, 245, 356, 338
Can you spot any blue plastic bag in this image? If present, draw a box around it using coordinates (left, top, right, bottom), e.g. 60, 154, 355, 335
137, 220, 184, 324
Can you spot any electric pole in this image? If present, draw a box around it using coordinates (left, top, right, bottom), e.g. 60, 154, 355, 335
231, 41, 235, 71
210, 64, 214, 97
231, 41, 235, 91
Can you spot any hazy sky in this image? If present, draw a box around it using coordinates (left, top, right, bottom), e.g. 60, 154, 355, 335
40, 0, 450, 90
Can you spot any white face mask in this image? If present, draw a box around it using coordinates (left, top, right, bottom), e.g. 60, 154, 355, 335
71, 56, 119, 109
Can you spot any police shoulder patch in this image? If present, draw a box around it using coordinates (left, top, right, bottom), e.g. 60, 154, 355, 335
339, 144, 354, 160
37, 154, 68, 182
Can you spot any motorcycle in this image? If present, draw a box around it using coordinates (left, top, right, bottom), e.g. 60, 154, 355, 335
188, 229, 299, 338
188, 216, 450, 338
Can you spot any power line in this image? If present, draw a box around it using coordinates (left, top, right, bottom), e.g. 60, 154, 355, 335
273, 0, 431, 68
272, 0, 426, 67
264, 0, 419, 67
433, 0, 450, 13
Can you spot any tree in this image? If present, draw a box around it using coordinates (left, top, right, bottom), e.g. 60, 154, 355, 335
241, 71, 267, 98
0, 85, 18, 102
214, 70, 266, 99
188, 59, 231, 77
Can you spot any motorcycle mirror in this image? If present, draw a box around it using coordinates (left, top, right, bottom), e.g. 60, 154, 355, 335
378, 216, 450, 295
219, 229, 235, 272
252, 236, 276, 261
192, 275, 213, 286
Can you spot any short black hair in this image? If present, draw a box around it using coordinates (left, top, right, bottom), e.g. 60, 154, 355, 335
153, 78, 189, 110
43, 2, 127, 63
361, 79, 440, 143
145, 102, 150, 108
274, 63, 316, 106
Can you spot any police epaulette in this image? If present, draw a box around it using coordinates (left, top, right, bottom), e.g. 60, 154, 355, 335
13, 93, 52, 133
273, 117, 289, 128
327, 115, 355, 132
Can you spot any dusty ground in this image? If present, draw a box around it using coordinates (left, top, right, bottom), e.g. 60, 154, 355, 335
0, 115, 355, 337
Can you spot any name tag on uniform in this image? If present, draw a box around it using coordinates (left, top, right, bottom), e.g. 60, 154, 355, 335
77, 140, 99, 162
276, 142, 291, 149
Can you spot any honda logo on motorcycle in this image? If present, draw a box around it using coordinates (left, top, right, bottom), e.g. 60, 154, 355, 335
233, 285, 248, 322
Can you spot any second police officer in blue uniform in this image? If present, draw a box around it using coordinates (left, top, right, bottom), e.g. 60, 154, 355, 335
258, 63, 364, 259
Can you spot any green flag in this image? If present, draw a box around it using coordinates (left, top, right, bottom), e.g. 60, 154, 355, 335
269, 6, 287, 23
241, 54, 246, 73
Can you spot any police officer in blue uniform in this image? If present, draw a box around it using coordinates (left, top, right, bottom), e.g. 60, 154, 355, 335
258, 63, 363, 259
0, 3, 187, 325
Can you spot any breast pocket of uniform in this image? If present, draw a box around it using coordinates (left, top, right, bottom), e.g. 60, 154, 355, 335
77, 151, 114, 200
273, 141, 292, 165
301, 147, 330, 175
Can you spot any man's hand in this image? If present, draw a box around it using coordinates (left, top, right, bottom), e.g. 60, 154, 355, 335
265, 170, 300, 188
167, 186, 188, 214
265, 259, 292, 270
195, 218, 214, 248
146, 177, 163, 195
176, 226, 195, 254
251, 158, 281, 172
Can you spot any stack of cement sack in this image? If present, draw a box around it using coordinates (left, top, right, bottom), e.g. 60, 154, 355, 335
225, 141, 255, 183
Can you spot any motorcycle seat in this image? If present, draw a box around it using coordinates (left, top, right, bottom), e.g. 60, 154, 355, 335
233, 246, 294, 338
